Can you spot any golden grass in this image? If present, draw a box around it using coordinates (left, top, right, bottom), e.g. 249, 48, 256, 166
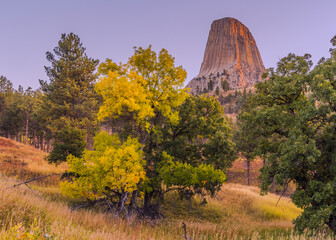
0, 136, 334, 239
0, 137, 67, 184
1, 178, 333, 239
223, 184, 301, 221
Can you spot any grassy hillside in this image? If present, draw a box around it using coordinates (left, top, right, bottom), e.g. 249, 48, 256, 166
0, 137, 332, 239
0, 137, 66, 183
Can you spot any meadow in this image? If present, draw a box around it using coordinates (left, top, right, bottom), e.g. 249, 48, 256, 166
0, 137, 333, 239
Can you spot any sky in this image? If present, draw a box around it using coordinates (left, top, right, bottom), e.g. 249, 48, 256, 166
1, 0, 335, 89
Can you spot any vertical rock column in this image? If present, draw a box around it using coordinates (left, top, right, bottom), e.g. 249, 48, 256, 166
187, 17, 266, 94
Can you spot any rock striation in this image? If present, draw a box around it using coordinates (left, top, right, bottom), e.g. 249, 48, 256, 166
187, 17, 266, 94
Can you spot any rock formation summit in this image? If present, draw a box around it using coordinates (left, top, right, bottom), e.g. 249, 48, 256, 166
187, 17, 266, 94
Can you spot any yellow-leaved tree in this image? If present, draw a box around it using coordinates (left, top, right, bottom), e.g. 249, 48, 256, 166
62, 46, 235, 219
61, 131, 146, 215
96, 47, 188, 131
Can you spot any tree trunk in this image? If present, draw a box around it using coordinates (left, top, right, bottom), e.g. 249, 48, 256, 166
25, 115, 29, 145
33, 129, 37, 148
328, 213, 336, 231
47, 140, 50, 153
270, 178, 275, 192
247, 159, 251, 186
128, 190, 139, 214
40, 135, 44, 151
142, 192, 161, 219
144, 192, 152, 210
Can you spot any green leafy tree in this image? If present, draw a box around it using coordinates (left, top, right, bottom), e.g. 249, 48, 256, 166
234, 97, 260, 186
63, 46, 235, 219
61, 131, 146, 217
247, 36, 336, 232
40, 33, 100, 163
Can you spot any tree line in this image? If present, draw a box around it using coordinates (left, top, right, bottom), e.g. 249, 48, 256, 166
0, 78, 49, 149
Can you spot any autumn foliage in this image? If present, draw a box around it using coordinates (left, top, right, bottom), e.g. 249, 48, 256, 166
61, 46, 235, 218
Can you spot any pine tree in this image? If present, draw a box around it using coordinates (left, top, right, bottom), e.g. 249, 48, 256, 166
215, 86, 220, 95
40, 33, 100, 163
0, 76, 14, 137
221, 78, 230, 92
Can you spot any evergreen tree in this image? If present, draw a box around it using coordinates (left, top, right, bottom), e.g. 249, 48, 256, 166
0, 76, 14, 137
215, 86, 220, 95
221, 78, 230, 92
208, 79, 214, 91
0, 76, 14, 116
40, 33, 100, 163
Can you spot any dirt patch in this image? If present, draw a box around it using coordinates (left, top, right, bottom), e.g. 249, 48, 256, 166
0, 137, 17, 148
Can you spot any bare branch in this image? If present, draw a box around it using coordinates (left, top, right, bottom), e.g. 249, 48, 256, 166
13, 173, 61, 188
275, 179, 292, 207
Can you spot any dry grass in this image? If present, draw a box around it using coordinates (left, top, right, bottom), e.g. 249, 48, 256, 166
0, 137, 333, 239
1, 178, 332, 239
0, 137, 67, 185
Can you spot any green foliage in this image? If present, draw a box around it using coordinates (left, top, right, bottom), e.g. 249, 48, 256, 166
0, 83, 44, 142
221, 78, 230, 92
207, 79, 214, 91
160, 162, 226, 196
163, 95, 235, 170
0, 76, 13, 115
47, 125, 86, 164
0, 95, 23, 137
235, 113, 258, 161
244, 35, 336, 232
0, 77, 17, 136
234, 97, 260, 185
215, 86, 220, 95
40, 33, 100, 162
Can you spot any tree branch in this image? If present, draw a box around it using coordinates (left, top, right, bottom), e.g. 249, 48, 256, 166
13, 173, 61, 188
275, 179, 292, 207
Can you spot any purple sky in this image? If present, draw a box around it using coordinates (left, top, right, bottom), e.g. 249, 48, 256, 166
1, 0, 335, 89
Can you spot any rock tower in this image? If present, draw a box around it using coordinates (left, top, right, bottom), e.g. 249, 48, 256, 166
186, 17, 265, 94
